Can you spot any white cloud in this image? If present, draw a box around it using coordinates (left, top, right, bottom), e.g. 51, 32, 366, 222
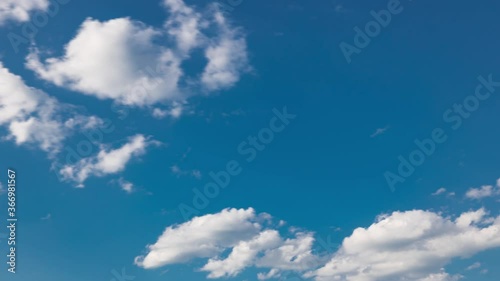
152, 102, 185, 119
59, 134, 155, 187
309, 209, 500, 281
40, 213, 51, 220
370, 126, 390, 138
117, 178, 134, 193
257, 268, 281, 280
170, 164, 182, 175
136, 207, 500, 280
135, 208, 265, 269
152, 108, 169, 119
64, 115, 104, 130
418, 272, 462, 281
0, 62, 60, 152
191, 169, 202, 179
0, 0, 49, 25
432, 187, 447, 196
201, 10, 249, 91
163, 0, 205, 53
465, 262, 481, 271
256, 232, 322, 273
170, 164, 201, 179
465, 183, 500, 200
201, 230, 282, 278
0, 62, 100, 155
26, 0, 249, 107
135, 208, 321, 279
455, 208, 488, 228
26, 17, 183, 106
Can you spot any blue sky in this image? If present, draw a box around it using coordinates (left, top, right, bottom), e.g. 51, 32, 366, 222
0, 0, 500, 280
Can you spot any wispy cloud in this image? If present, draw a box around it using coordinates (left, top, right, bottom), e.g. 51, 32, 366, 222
171, 165, 202, 179
465, 180, 500, 200
59, 135, 159, 187
41, 213, 51, 220
466, 262, 481, 271
116, 178, 134, 193
431, 187, 455, 197
334, 4, 345, 13
432, 187, 447, 196
370, 125, 390, 138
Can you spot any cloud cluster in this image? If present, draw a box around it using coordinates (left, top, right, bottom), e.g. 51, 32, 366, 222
0, 61, 159, 186
59, 134, 156, 187
136, 208, 500, 281
309, 209, 500, 281
0, 0, 49, 25
26, 0, 249, 108
135, 208, 320, 279
0, 0, 250, 186
0, 62, 100, 155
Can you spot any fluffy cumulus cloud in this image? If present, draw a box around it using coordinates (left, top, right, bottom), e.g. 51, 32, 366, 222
309, 209, 500, 281
201, 230, 282, 278
135, 208, 265, 268
26, 0, 249, 107
0, 0, 49, 25
256, 232, 322, 275
135, 208, 320, 279
136, 208, 500, 281
0, 62, 100, 155
59, 134, 156, 187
